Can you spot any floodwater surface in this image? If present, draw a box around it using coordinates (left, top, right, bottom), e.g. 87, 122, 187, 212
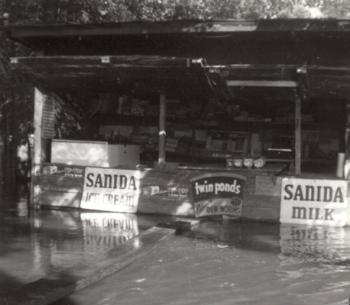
1, 198, 350, 305
54, 219, 350, 305
0, 198, 165, 297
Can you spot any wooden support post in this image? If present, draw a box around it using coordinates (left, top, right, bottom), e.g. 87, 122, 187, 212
158, 94, 166, 166
30, 88, 45, 208
294, 91, 302, 176
345, 103, 350, 156
2, 98, 16, 198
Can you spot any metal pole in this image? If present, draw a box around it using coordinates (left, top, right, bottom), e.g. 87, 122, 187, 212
158, 93, 166, 166
294, 90, 302, 176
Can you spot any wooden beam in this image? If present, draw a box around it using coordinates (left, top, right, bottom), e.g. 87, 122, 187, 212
294, 90, 302, 176
6, 19, 350, 40
3, 20, 258, 39
11, 55, 205, 69
158, 94, 166, 166
226, 80, 298, 87
30, 88, 45, 208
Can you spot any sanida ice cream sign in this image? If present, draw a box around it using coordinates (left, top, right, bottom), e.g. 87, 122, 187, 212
191, 173, 246, 218
81, 167, 142, 213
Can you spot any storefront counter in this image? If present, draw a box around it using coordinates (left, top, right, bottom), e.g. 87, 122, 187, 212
37, 161, 350, 226
38, 162, 284, 220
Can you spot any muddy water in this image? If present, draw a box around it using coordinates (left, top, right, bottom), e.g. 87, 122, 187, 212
0, 200, 165, 297
55, 219, 350, 305
1, 199, 350, 305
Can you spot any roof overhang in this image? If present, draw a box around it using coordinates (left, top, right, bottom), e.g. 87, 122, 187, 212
4, 19, 350, 65
5, 19, 350, 39
6, 19, 350, 101
10, 55, 215, 99
13, 54, 350, 100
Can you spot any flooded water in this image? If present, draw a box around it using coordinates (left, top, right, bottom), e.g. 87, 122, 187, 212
0, 198, 167, 297
1, 198, 350, 305
55, 219, 350, 305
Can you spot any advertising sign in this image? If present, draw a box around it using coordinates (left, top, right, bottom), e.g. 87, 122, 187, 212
191, 173, 246, 218
280, 178, 349, 226
41, 164, 85, 196
42, 163, 85, 178
81, 167, 141, 213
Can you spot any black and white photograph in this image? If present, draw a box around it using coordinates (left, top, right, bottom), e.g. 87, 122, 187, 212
1, 1, 350, 304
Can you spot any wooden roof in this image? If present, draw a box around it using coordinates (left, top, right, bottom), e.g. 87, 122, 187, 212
5, 19, 350, 100
4, 19, 350, 65
5, 19, 350, 38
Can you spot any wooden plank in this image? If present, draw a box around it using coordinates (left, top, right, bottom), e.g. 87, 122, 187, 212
11, 55, 205, 68
294, 90, 302, 176
3, 20, 257, 39
158, 94, 166, 165
1, 226, 174, 305
226, 80, 298, 87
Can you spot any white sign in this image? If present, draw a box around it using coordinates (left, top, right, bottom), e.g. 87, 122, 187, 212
280, 178, 349, 226
81, 167, 141, 213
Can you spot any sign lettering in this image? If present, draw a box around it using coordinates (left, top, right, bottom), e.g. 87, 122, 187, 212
191, 173, 246, 218
291, 206, 335, 221
280, 178, 348, 226
81, 167, 141, 213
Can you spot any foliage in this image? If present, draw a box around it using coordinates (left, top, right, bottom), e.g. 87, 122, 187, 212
1, 0, 350, 25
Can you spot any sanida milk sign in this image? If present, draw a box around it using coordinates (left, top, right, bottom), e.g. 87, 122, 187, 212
81, 167, 142, 213
191, 173, 246, 218
280, 178, 349, 226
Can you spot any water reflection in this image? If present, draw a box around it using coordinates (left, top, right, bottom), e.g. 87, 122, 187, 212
191, 218, 281, 252
2, 202, 350, 305
16, 197, 29, 217
32, 211, 141, 273
190, 219, 350, 263
0, 208, 145, 295
182, 219, 350, 304
81, 212, 139, 251
277, 225, 350, 305
280, 224, 350, 263
51, 218, 350, 305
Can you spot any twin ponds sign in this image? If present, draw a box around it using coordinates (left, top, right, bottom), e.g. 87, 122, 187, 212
81, 167, 142, 213
191, 173, 246, 218
280, 178, 350, 226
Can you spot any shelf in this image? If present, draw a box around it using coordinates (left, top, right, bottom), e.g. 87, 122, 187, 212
93, 113, 333, 130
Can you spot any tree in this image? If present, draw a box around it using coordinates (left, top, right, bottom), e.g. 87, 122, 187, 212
2, 0, 350, 25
